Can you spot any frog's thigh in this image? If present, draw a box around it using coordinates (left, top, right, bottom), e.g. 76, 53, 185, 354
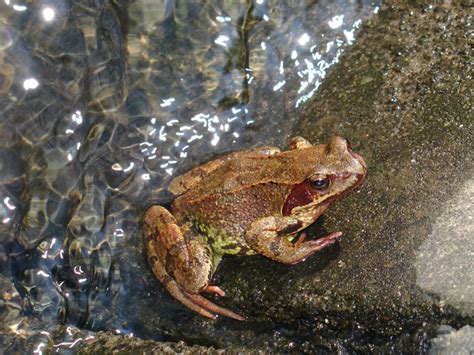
168, 146, 281, 195
245, 216, 330, 265
144, 206, 214, 294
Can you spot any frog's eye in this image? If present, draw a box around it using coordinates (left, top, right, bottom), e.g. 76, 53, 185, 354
308, 174, 330, 191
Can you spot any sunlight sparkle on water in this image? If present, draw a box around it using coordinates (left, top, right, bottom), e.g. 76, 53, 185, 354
33, 342, 45, 355
344, 29, 355, 44
273, 80, 286, 91
211, 133, 220, 146
216, 15, 231, 22
123, 162, 135, 172
214, 35, 230, 47
4, 197, 16, 210
13, 4, 27, 11
23, 78, 39, 90
328, 15, 344, 29
160, 98, 175, 107
298, 33, 310, 46
42, 7, 55, 22
37, 270, 50, 278
112, 163, 123, 171
114, 228, 125, 237
71, 110, 83, 124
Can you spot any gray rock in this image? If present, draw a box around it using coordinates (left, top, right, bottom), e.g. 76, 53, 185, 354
429, 326, 474, 355
76, 331, 255, 355
284, 0, 472, 351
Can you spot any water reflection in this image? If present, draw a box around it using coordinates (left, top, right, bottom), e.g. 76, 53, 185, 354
0, 0, 381, 351
41, 7, 55, 22
22, 77, 39, 90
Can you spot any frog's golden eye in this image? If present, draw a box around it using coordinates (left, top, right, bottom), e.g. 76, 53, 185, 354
308, 174, 330, 191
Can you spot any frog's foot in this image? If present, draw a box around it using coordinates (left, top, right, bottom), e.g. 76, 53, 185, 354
185, 291, 245, 321
149, 256, 245, 321
162, 278, 244, 321
288, 231, 342, 265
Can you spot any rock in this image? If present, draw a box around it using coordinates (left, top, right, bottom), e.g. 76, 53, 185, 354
429, 325, 474, 355
282, 0, 472, 351
76, 331, 253, 354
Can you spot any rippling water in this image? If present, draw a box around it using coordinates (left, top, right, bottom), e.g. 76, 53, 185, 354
0, 0, 380, 351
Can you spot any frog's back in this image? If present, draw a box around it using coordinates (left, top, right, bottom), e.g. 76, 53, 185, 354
181, 149, 317, 199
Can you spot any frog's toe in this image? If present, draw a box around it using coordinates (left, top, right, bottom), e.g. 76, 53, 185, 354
310, 231, 343, 247
185, 292, 245, 321
286, 231, 343, 265
203, 285, 226, 297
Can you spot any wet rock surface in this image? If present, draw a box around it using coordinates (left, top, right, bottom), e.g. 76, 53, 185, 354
75, 331, 254, 355
287, 1, 472, 351
429, 325, 474, 354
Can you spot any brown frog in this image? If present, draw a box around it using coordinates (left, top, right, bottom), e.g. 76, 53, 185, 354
144, 136, 367, 320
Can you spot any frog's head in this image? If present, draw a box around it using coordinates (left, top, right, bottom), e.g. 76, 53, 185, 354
282, 136, 367, 216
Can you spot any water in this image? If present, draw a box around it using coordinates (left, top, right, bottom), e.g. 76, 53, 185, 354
0, 0, 381, 351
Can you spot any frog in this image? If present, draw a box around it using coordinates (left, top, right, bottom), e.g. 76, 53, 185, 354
144, 136, 367, 320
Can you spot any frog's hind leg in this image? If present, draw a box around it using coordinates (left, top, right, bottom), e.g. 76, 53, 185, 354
144, 206, 244, 320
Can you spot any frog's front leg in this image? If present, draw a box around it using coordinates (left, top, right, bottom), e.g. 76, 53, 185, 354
144, 206, 244, 320
244, 216, 342, 265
